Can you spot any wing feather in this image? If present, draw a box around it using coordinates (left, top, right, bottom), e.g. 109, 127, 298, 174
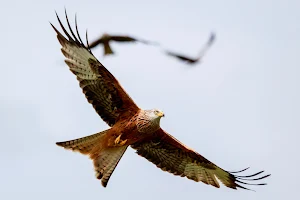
110, 36, 137, 42
110, 35, 159, 46
131, 128, 270, 190
164, 32, 216, 64
51, 11, 140, 126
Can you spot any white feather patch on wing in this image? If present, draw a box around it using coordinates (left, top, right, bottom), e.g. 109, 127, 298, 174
60, 40, 100, 80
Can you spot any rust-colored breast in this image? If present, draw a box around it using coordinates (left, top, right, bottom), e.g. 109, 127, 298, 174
135, 111, 160, 134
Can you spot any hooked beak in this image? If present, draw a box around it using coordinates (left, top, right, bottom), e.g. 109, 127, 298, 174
157, 111, 165, 117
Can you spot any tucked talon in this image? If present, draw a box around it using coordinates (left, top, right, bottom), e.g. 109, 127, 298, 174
114, 135, 127, 146
114, 135, 121, 145
119, 139, 128, 146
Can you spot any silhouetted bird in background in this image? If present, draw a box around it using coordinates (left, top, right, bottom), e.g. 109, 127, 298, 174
164, 32, 216, 65
89, 33, 159, 56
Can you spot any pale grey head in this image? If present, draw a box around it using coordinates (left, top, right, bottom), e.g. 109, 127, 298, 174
144, 108, 165, 118
136, 109, 165, 133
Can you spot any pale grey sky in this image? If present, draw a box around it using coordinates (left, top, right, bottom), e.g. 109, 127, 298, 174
1, 0, 299, 199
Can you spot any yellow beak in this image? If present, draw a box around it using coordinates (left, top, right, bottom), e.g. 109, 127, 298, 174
157, 111, 165, 117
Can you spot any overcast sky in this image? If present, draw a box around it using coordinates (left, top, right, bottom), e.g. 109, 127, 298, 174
1, 0, 299, 199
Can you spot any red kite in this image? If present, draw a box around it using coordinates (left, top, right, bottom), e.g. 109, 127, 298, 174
52, 11, 270, 189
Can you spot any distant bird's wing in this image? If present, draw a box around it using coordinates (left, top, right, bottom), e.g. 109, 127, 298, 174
196, 32, 216, 59
165, 51, 198, 63
51, 11, 140, 127
88, 38, 107, 48
111, 35, 160, 46
131, 128, 270, 190
164, 32, 216, 64
110, 35, 138, 42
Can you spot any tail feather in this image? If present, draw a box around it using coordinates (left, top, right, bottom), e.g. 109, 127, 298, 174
56, 130, 107, 155
103, 42, 114, 55
92, 145, 128, 187
56, 130, 128, 187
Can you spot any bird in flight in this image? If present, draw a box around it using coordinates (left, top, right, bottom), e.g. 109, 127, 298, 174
164, 32, 216, 64
88, 32, 159, 56
51, 11, 270, 189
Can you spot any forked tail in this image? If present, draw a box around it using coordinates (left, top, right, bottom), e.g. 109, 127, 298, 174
103, 42, 114, 55
56, 130, 128, 187
92, 145, 128, 187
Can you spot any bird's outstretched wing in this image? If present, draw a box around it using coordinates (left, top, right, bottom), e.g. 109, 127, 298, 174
88, 38, 106, 49
131, 128, 270, 190
196, 32, 216, 59
88, 35, 135, 49
165, 32, 216, 64
165, 51, 198, 63
110, 35, 137, 42
51, 11, 140, 126
110, 35, 159, 46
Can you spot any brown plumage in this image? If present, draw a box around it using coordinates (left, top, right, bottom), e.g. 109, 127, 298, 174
165, 32, 216, 64
88, 33, 159, 56
52, 10, 270, 189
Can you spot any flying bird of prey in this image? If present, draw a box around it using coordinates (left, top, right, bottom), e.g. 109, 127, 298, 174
165, 32, 216, 64
51, 11, 270, 189
88, 32, 159, 56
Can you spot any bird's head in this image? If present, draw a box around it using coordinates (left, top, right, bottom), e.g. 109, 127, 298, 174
147, 109, 165, 119
101, 33, 111, 39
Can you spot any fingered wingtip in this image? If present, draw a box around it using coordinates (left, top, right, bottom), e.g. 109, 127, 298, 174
55, 141, 62, 146
49, 22, 58, 33
55, 141, 68, 148
86, 29, 91, 50
227, 167, 271, 191
50, 11, 60, 33
228, 167, 250, 173
55, 10, 59, 19
63, 6, 67, 14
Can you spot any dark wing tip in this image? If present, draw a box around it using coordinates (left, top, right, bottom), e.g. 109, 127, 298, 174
208, 32, 216, 44
56, 141, 65, 147
85, 29, 92, 53
51, 9, 93, 53
164, 50, 181, 58
64, 9, 81, 45
228, 168, 271, 191
164, 50, 198, 64
228, 167, 250, 173
75, 13, 84, 44
49, 22, 59, 33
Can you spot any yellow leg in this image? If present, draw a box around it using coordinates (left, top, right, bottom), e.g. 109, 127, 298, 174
114, 135, 128, 146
